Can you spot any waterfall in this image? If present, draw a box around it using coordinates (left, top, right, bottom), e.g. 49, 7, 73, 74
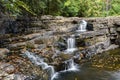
24, 51, 55, 78
66, 36, 77, 53
51, 59, 79, 80
76, 20, 87, 32
67, 37, 75, 49
65, 59, 79, 71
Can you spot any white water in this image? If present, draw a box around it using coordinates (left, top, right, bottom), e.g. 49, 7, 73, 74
66, 37, 77, 53
24, 51, 55, 78
51, 59, 79, 80
25, 51, 79, 80
76, 20, 87, 32
66, 59, 79, 71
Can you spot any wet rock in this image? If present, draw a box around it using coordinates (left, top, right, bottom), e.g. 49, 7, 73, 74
0, 48, 9, 59
56, 42, 66, 51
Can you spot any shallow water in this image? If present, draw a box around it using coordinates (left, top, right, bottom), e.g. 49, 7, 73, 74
52, 64, 120, 80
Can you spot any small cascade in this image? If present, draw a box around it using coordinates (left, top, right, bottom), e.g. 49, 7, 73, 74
51, 59, 79, 80
65, 59, 79, 71
66, 35, 77, 53
76, 20, 87, 32
24, 51, 55, 78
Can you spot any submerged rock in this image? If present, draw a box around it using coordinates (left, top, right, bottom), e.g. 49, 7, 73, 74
91, 48, 120, 70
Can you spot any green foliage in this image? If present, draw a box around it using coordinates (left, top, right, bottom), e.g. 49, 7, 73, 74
109, 0, 120, 16
21, 0, 46, 15
62, 0, 80, 17
0, 0, 120, 17
1, 0, 35, 16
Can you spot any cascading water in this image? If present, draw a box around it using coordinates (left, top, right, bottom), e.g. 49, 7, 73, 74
66, 36, 77, 53
51, 59, 79, 80
76, 20, 87, 32
24, 51, 55, 79
65, 59, 79, 71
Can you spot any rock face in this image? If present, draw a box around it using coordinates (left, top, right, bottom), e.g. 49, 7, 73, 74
0, 16, 120, 51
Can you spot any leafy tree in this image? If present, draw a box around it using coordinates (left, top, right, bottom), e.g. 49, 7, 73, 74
61, 0, 80, 17
109, 0, 120, 16
1, 0, 35, 16
0, 0, 120, 17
